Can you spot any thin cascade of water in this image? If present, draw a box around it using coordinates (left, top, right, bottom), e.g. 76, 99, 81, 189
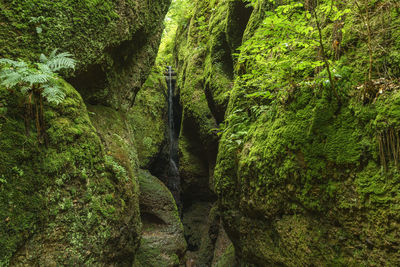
166, 66, 180, 209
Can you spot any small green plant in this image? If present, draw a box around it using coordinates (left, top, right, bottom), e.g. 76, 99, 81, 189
0, 49, 76, 143
143, 136, 153, 149
236, 1, 350, 105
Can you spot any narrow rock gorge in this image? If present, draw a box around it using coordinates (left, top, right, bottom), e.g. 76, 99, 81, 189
1, 0, 400, 266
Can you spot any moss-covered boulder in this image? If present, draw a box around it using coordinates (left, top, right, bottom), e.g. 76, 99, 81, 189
135, 170, 186, 266
130, 72, 168, 168
0, 0, 171, 110
211, 225, 233, 266
213, 244, 236, 267
0, 81, 141, 266
182, 202, 227, 266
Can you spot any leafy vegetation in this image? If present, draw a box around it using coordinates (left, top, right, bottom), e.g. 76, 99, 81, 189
156, 0, 191, 67
236, 0, 399, 106
0, 49, 76, 142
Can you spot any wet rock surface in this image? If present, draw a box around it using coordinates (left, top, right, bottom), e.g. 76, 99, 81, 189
135, 170, 187, 266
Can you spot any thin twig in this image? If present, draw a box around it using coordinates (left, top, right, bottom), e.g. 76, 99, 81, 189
312, 7, 341, 104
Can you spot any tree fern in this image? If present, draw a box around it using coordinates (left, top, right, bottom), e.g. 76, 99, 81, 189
0, 70, 21, 88
42, 84, 66, 104
0, 49, 76, 142
40, 49, 76, 72
0, 49, 76, 103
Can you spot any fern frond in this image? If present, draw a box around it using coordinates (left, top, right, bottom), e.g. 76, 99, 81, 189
42, 84, 65, 104
24, 73, 51, 85
46, 50, 76, 72
0, 68, 13, 78
0, 71, 22, 88
39, 53, 48, 64
20, 86, 31, 94
0, 59, 28, 68
0, 49, 75, 106
37, 63, 52, 74
49, 48, 59, 59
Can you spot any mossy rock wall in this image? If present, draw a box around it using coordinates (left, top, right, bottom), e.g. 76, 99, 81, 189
173, 0, 400, 265
0, 0, 172, 265
212, 1, 400, 266
0, 0, 171, 110
130, 71, 168, 168
173, 2, 253, 264
216, 87, 400, 266
174, 0, 251, 202
0, 82, 141, 266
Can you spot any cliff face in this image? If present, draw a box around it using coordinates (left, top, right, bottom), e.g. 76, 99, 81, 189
174, 0, 252, 209
0, 82, 142, 266
0, 0, 171, 265
174, 0, 400, 265
1, 0, 171, 110
173, 0, 253, 264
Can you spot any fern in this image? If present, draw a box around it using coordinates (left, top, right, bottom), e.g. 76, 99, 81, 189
0, 49, 76, 103
42, 84, 66, 104
0, 58, 28, 68
24, 73, 51, 85
0, 70, 21, 88
40, 49, 76, 72
0, 49, 77, 142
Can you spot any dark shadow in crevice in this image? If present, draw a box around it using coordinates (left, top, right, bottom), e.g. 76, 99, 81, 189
68, 28, 149, 107
68, 64, 108, 105
226, 1, 253, 53
141, 212, 167, 226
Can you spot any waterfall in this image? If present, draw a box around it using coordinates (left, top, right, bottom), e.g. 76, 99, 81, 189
166, 66, 181, 209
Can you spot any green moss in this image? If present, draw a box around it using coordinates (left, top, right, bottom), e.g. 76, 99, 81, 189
214, 244, 236, 267
0, 0, 165, 69
170, 0, 400, 265
134, 239, 165, 267
136, 170, 186, 266
215, 84, 400, 265
87, 104, 139, 177
0, 81, 141, 265
130, 71, 168, 167
174, 0, 218, 147
1, 0, 172, 109
138, 170, 175, 203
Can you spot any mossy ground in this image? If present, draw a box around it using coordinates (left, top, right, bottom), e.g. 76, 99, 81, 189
135, 170, 186, 267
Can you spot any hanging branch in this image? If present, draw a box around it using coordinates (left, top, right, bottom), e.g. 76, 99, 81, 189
354, 0, 373, 83
312, 7, 341, 104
